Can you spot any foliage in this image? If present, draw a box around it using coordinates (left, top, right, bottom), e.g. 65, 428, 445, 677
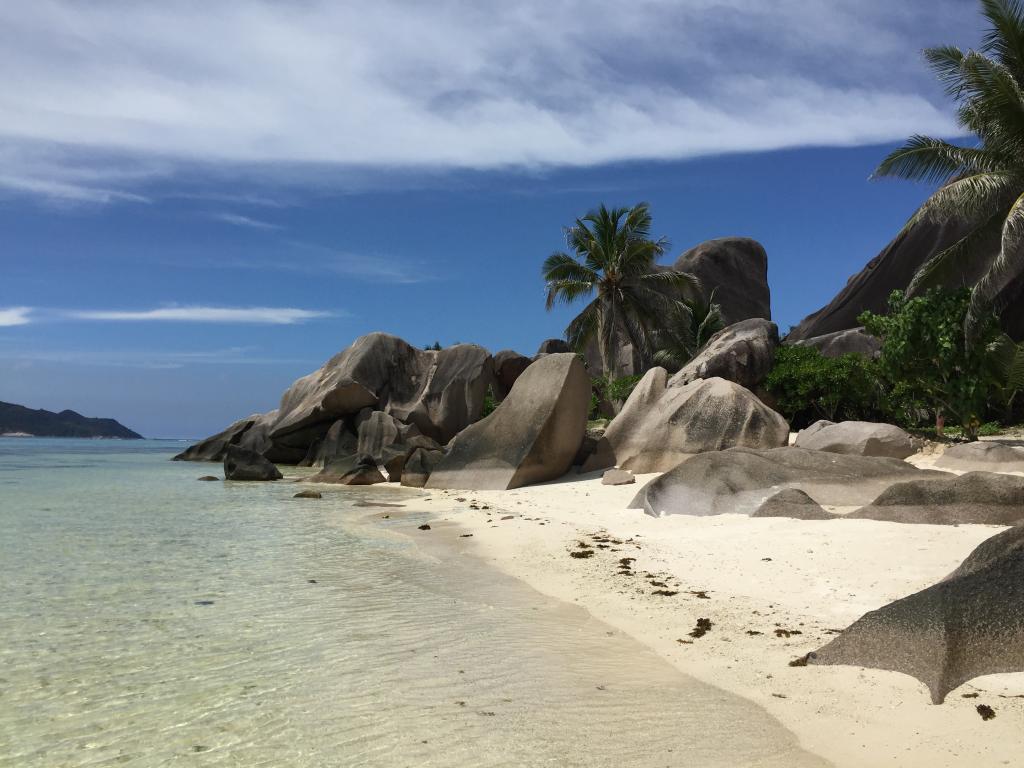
480, 392, 497, 418
764, 346, 885, 428
601, 374, 643, 403
988, 332, 1024, 406
873, 0, 1024, 339
542, 202, 698, 378
651, 290, 725, 372
425, 341, 442, 351
859, 289, 1002, 440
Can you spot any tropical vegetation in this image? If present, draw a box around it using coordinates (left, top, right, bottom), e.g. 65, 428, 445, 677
875, 0, 1024, 340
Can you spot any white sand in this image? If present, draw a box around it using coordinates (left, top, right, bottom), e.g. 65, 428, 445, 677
401, 453, 1024, 768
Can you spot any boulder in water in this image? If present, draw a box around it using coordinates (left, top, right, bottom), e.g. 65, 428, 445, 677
223, 446, 283, 481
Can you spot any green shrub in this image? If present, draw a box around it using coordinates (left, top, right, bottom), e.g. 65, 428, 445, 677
764, 346, 885, 429
859, 289, 1001, 440
603, 374, 643, 403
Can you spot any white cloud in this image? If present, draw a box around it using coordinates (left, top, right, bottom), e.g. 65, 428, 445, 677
211, 212, 282, 230
0, 1, 977, 201
0, 307, 33, 326
68, 306, 334, 324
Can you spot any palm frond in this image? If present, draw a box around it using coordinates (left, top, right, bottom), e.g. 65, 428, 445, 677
908, 215, 1004, 295
873, 136, 999, 183
969, 189, 1024, 333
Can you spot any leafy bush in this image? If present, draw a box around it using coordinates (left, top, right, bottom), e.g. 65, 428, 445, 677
602, 374, 643, 403
859, 289, 1001, 440
764, 346, 885, 428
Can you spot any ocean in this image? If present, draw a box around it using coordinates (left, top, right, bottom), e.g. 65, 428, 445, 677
0, 438, 824, 767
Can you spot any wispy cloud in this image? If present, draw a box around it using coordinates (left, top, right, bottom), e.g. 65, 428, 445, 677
0, 307, 33, 326
0, 345, 320, 369
68, 306, 334, 324
0, 1, 975, 202
211, 212, 283, 230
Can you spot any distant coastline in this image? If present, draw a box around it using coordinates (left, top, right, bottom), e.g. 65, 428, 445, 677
0, 401, 143, 439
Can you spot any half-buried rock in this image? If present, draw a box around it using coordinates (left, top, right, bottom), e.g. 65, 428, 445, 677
794, 420, 914, 460
585, 370, 789, 474
807, 524, 1024, 703
935, 441, 1024, 473
848, 472, 1024, 525
601, 468, 636, 486
631, 446, 940, 517
426, 353, 590, 490
751, 488, 833, 520
223, 446, 283, 481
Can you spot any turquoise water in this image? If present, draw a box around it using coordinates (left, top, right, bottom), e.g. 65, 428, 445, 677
0, 439, 826, 767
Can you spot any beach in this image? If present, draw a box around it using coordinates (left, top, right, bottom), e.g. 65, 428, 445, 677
389, 449, 1024, 768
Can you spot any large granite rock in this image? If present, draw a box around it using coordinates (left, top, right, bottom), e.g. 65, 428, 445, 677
173, 414, 259, 461
670, 237, 771, 326
848, 472, 1024, 525
669, 319, 779, 390
303, 419, 358, 468
794, 420, 915, 460
223, 445, 283, 481
536, 339, 571, 355
790, 328, 881, 359
492, 350, 532, 400
786, 213, 1024, 342
630, 446, 940, 517
400, 447, 445, 488
935, 441, 1024, 473
808, 525, 1024, 703
425, 353, 590, 490
309, 454, 386, 485
180, 333, 496, 464
587, 371, 789, 474
751, 488, 833, 520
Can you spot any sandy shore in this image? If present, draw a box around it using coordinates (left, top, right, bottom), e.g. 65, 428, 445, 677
395, 451, 1024, 768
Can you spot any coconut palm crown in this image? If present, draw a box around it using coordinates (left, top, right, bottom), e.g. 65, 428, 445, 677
875, 0, 1024, 338
542, 202, 699, 378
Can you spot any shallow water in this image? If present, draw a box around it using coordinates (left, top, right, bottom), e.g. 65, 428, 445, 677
0, 438, 827, 767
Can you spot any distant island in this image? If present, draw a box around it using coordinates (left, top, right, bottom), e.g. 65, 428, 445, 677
0, 401, 143, 439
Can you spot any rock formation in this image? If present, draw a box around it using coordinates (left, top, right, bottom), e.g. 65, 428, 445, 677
935, 441, 1024, 473
492, 350, 532, 400
586, 371, 789, 474
848, 472, 1024, 525
790, 328, 881, 358
671, 238, 771, 326
223, 446, 283, 481
400, 446, 445, 488
177, 332, 495, 464
630, 446, 940, 517
808, 524, 1024, 703
669, 318, 779, 390
751, 488, 834, 520
174, 414, 260, 461
426, 353, 590, 490
794, 420, 915, 460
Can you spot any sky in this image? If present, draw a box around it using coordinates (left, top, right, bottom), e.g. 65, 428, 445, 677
0, 0, 987, 438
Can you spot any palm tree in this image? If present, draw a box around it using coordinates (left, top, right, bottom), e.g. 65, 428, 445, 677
651, 290, 725, 372
875, 0, 1024, 339
542, 203, 699, 379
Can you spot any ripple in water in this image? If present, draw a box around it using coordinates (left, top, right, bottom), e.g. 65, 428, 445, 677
0, 439, 826, 767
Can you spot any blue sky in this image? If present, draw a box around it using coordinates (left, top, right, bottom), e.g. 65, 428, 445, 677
0, 1, 985, 437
